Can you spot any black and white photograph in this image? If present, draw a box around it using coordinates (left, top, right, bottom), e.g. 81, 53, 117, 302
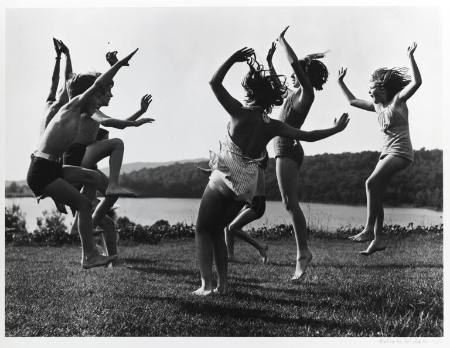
1, 0, 447, 344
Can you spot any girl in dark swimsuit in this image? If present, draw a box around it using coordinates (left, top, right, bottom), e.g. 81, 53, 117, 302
272, 26, 330, 281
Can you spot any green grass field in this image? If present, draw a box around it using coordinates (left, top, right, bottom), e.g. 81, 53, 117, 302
5, 233, 443, 337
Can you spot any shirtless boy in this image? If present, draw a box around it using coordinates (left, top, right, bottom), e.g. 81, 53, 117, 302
26, 48, 138, 268
65, 50, 154, 248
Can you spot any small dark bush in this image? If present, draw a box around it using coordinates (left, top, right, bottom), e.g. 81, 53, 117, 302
5, 205, 28, 243
32, 210, 79, 246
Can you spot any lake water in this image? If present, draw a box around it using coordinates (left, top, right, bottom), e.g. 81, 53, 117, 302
5, 197, 442, 232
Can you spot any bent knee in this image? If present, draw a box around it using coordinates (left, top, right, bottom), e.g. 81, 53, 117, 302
111, 138, 124, 150
365, 177, 380, 190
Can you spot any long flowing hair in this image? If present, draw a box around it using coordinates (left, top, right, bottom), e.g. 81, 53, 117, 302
371, 67, 411, 101
242, 54, 288, 114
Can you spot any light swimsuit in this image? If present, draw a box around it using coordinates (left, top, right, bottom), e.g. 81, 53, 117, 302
208, 132, 265, 203
374, 94, 414, 162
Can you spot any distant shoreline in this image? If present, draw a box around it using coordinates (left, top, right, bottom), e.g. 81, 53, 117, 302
5, 195, 443, 213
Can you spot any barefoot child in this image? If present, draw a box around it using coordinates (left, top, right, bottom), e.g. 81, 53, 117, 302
193, 46, 349, 296
337, 43, 421, 255
272, 26, 330, 280
26, 48, 139, 268
65, 51, 154, 254
198, 155, 269, 264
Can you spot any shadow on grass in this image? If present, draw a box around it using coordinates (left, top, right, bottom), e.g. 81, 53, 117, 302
121, 258, 159, 266
177, 299, 364, 334
126, 265, 197, 278
269, 260, 442, 269
230, 279, 442, 318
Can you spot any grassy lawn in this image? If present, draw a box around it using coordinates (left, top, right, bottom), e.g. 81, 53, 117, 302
5, 233, 443, 337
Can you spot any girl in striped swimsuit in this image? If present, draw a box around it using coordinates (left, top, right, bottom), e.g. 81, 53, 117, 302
338, 42, 422, 255
193, 47, 350, 296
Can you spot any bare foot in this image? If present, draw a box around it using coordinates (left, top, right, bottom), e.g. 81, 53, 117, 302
259, 244, 268, 264
106, 185, 137, 197
291, 250, 313, 282
192, 288, 213, 296
82, 254, 117, 269
360, 240, 386, 256
349, 228, 374, 242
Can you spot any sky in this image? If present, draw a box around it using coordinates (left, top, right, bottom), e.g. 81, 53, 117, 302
3, 4, 444, 180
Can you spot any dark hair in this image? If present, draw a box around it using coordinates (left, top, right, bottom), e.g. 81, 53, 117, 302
371, 67, 411, 101
67, 72, 101, 98
242, 55, 287, 114
298, 58, 328, 91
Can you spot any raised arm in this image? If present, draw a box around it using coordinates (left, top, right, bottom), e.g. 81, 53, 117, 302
91, 94, 154, 128
45, 38, 61, 103
398, 42, 422, 102
209, 47, 253, 116
54, 39, 72, 106
278, 26, 314, 104
266, 41, 283, 90
271, 113, 349, 142
337, 67, 375, 112
76, 48, 138, 108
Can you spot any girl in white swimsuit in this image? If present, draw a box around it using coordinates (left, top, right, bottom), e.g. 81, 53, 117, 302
338, 42, 422, 255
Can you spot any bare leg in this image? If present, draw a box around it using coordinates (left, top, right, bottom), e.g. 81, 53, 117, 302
70, 170, 118, 235
43, 177, 114, 269
276, 158, 312, 281
64, 165, 101, 236
225, 226, 235, 261
89, 171, 119, 227
356, 155, 410, 255
212, 229, 229, 294
97, 215, 118, 256
82, 139, 135, 196
349, 161, 387, 242
193, 185, 220, 296
193, 184, 240, 296
227, 207, 268, 263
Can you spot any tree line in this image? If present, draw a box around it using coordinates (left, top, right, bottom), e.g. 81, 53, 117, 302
5, 149, 442, 209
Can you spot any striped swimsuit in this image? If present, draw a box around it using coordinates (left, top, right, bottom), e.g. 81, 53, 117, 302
375, 94, 414, 162
208, 132, 265, 203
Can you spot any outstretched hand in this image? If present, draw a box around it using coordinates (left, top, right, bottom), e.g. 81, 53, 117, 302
58, 39, 69, 55
140, 94, 152, 112
135, 118, 155, 126
53, 38, 61, 56
267, 41, 276, 63
230, 47, 255, 63
338, 67, 347, 82
119, 48, 139, 67
407, 42, 417, 57
333, 113, 350, 132
106, 51, 119, 66
278, 26, 289, 41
